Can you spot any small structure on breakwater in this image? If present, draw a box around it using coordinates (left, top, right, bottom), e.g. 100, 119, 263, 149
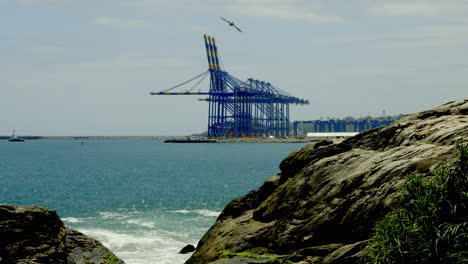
164, 137, 216, 143
294, 119, 395, 137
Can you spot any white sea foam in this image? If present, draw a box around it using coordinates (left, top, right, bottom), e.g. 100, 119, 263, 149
70, 210, 215, 263
171, 210, 191, 214
193, 210, 221, 217
171, 209, 220, 217
98, 211, 129, 220
62, 217, 84, 223
126, 219, 156, 228
78, 227, 195, 264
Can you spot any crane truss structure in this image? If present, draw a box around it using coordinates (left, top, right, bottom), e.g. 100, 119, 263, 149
151, 35, 309, 138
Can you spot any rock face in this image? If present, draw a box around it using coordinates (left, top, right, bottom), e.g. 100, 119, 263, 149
65, 229, 125, 264
185, 99, 468, 264
0, 205, 67, 264
0, 205, 124, 264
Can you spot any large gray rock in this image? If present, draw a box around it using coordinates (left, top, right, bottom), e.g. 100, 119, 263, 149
0, 205, 67, 264
185, 99, 468, 264
0, 205, 124, 264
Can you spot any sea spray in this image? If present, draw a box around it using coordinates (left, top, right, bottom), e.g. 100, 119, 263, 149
64, 209, 216, 264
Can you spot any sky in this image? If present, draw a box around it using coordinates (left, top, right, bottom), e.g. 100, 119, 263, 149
1, 0, 467, 136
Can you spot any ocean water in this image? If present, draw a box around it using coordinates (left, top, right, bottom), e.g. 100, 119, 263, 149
0, 140, 308, 264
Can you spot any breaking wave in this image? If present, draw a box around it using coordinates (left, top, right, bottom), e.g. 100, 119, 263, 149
171, 209, 221, 217
65, 209, 216, 264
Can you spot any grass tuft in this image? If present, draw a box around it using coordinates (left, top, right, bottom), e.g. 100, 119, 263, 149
364, 143, 468, 264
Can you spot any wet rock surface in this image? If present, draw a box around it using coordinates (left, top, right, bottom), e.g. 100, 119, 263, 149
0, 204, 124, 264
180, 245, 196, 254
0, 205, 67, 264
185, 99, 468, 264
65, 228, 124, 264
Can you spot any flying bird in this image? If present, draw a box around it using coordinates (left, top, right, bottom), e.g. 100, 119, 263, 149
220, 17, 242, 32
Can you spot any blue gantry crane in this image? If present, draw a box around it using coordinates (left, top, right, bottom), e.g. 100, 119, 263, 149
150, 35, 309, 138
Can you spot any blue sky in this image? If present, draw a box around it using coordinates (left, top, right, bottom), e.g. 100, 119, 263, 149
1, 0, 467, 136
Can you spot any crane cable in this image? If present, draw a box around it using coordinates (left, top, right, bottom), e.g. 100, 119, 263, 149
188, 71, 209, 92
162, 70, 209, 93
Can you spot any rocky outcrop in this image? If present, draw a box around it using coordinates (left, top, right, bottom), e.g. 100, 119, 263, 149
66, 229, 124, 264
0, 205, 124, 264
0, 205, 67, 264
186, 99, 468, 264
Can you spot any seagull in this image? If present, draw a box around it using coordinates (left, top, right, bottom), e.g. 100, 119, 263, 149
220, 17, 242, 32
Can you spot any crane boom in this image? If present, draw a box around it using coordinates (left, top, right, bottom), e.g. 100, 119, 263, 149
150, 35, 309, 138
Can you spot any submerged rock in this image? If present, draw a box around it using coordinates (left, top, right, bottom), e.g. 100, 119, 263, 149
180, 245, 196, 254
185, 99, 468, 264
0, 204, 124, 264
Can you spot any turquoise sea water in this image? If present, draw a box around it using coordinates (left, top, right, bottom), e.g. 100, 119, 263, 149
0, 140, 308, 264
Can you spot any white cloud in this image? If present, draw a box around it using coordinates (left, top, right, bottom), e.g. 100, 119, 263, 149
4, 0, 344, 24
380, 25, 468, 47
0, 0, 60, 3
227, 0, 343, 23
118, 0, 222, 11
368, 1, 468, 18
348, 60, 468, 76
24, 45, 65, 54
118, 0, 343, 23
92, 16, 207, 32
333, 24, 468, 48
410, 25, 468, 45
94, 17, 154, 27
70, 52, 194, 70
0, 0, 79, 7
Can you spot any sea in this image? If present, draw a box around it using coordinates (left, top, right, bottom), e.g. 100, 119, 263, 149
0, 140, 308, 264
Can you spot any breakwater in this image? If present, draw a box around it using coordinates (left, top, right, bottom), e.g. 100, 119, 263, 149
2, 136, 338, 144
0, 136, 170, 140
165, 137, 332, 144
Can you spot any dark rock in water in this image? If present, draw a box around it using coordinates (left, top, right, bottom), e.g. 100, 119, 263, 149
0, 204, 125, 264
180, 245, 196, 254
185, 99, 468, 264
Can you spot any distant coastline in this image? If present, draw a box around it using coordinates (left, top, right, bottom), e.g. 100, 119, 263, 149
0, 136, 172, 140
1, 136, 326, 143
